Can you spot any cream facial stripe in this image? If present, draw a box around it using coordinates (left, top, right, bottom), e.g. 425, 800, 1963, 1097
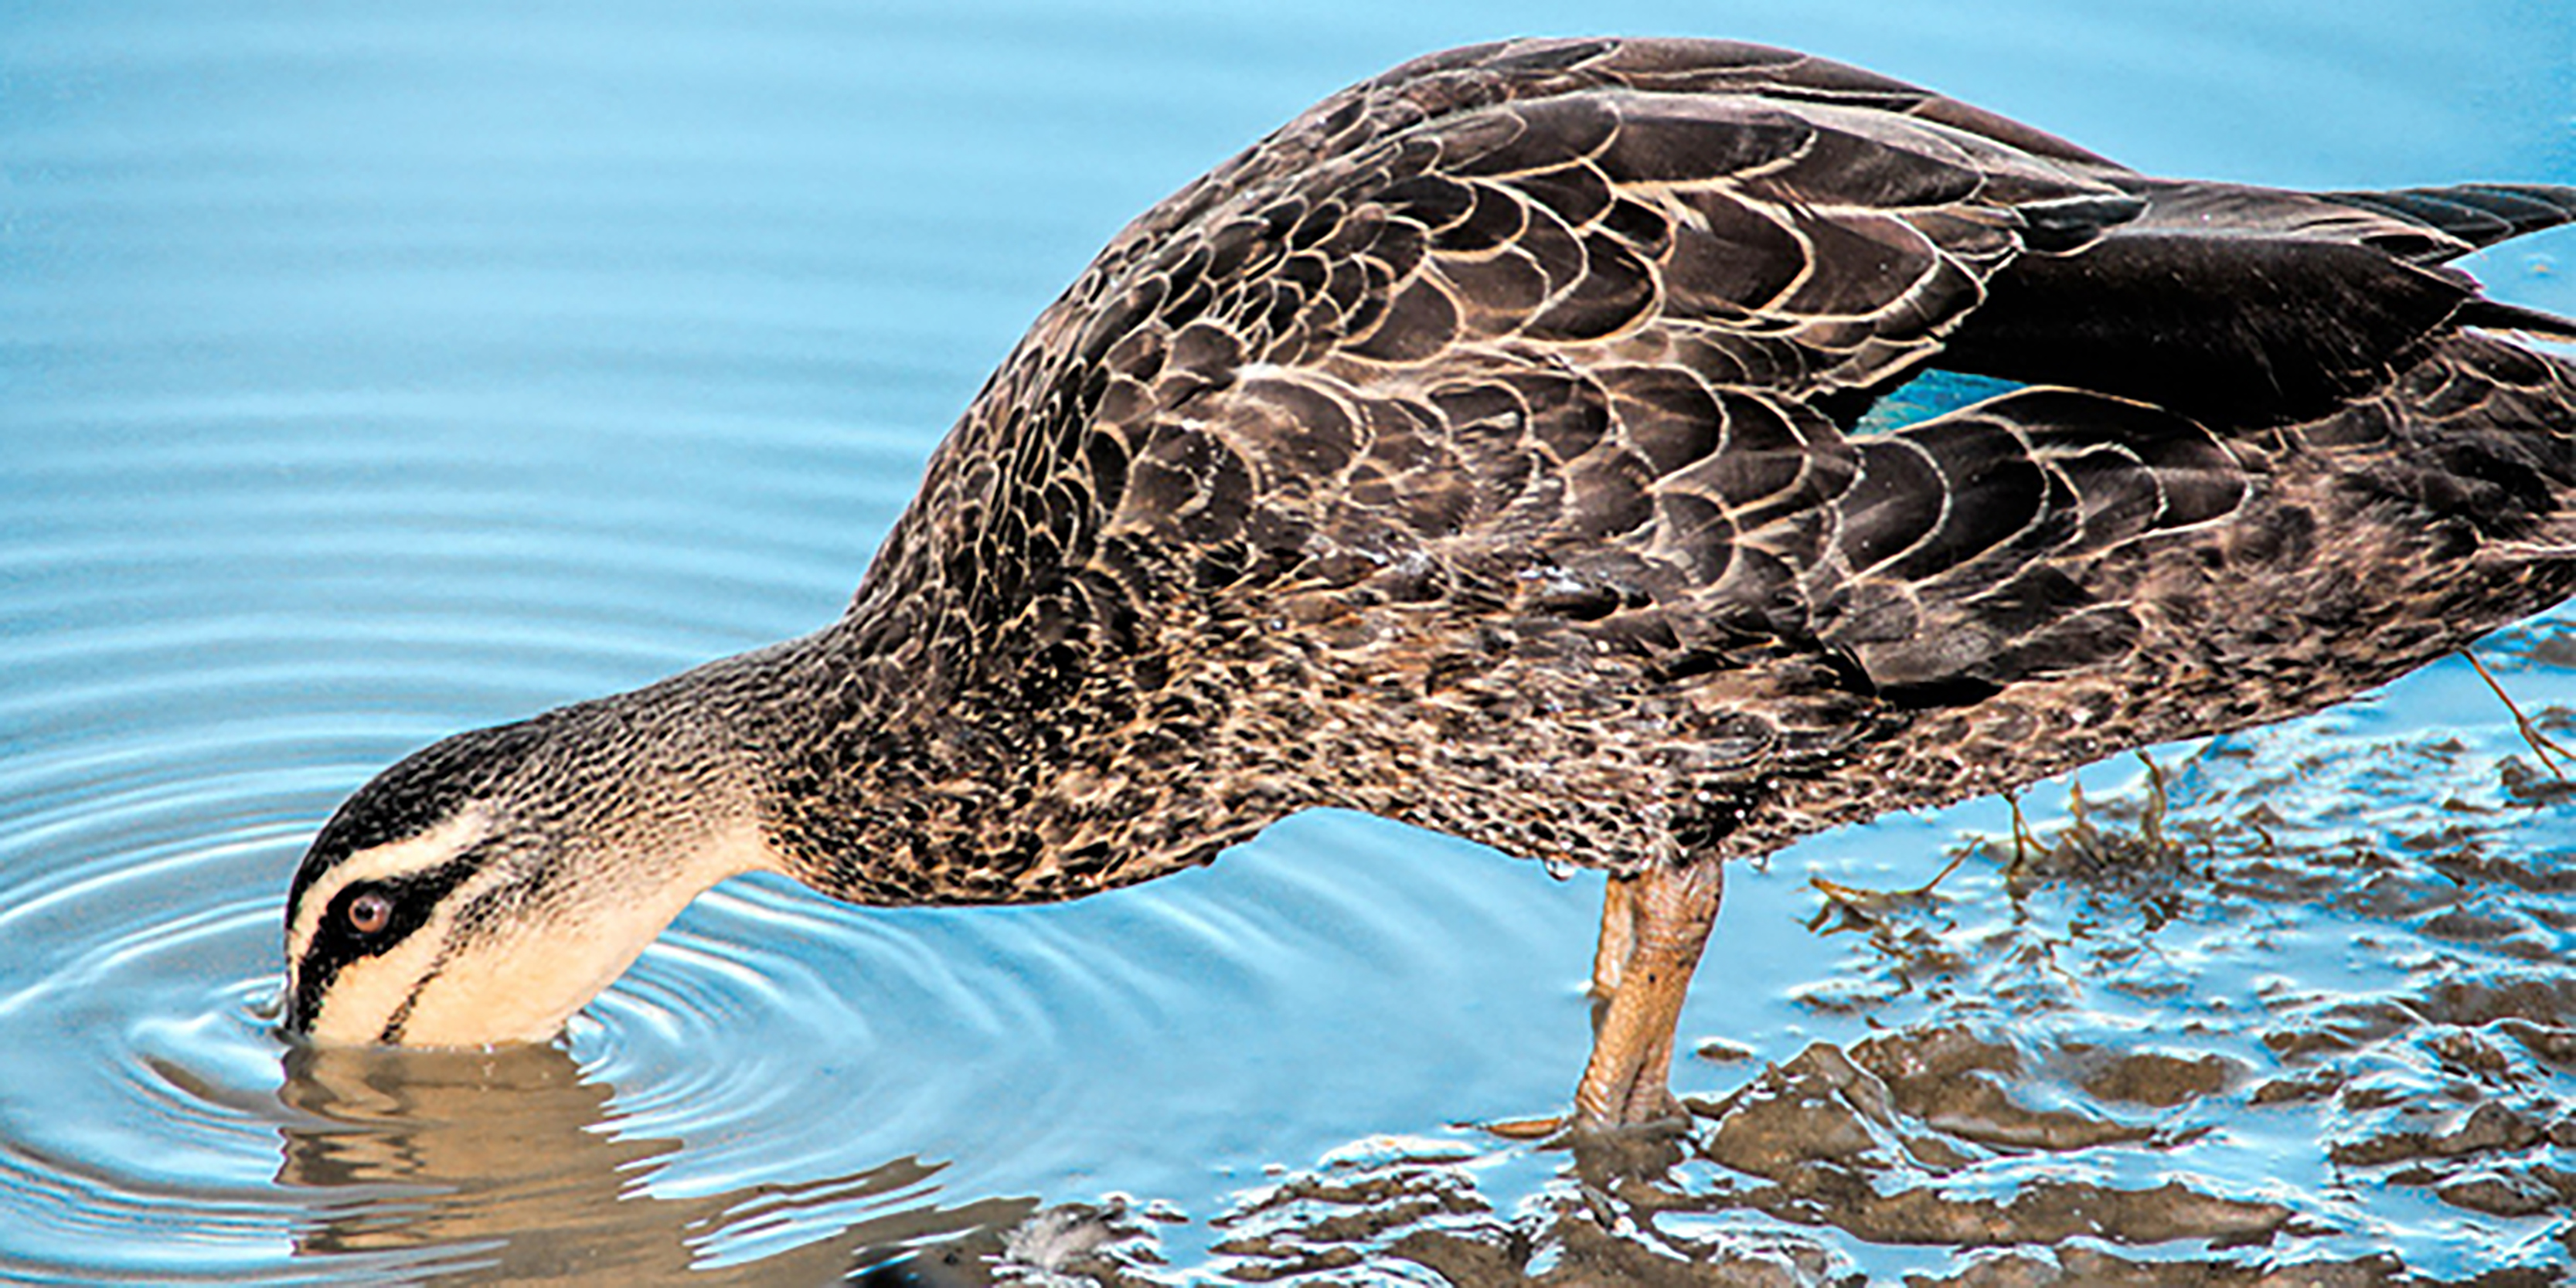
285, 810, 492, 958
284, 809, 493, 1028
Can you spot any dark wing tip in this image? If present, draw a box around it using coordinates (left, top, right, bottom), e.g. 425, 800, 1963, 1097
2322, 184, 2576, 260
2456, 297, 2576, 342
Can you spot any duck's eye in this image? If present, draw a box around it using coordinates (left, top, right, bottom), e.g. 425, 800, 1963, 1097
344, 889, 394, 936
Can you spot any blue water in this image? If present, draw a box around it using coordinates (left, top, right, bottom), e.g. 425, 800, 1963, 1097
3, 1, 2572, 1282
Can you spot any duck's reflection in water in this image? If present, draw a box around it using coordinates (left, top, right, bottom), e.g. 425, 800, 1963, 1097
273, 1043, 1029, 1285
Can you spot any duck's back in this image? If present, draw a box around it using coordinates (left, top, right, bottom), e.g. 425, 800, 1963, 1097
811, 38, 2576, 895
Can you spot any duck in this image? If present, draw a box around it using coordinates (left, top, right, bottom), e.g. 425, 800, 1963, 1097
281, 37, 2576, 1130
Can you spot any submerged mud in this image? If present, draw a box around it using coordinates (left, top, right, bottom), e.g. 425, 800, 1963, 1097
893, 636, 2576, 1286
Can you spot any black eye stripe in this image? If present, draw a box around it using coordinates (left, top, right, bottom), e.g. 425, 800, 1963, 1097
324, 882, 434, 947
286, 855, 484, 1035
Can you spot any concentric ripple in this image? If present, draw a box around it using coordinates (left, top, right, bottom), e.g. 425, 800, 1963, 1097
5, 2, 2575, 1284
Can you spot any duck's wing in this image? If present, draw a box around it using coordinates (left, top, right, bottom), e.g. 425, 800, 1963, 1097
849, 39, 2139, 653
846, 39, 2571, 788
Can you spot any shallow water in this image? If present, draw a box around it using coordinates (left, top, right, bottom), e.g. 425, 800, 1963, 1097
3, 2, 2573, 1283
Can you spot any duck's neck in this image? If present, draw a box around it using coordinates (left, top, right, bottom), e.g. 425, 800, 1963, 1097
717, 621, 1018, 904
696, 609, 1297, 909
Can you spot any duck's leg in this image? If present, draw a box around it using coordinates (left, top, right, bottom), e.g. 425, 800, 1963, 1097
1589, 870, 1640, 999
1571, 858, 1724, 1128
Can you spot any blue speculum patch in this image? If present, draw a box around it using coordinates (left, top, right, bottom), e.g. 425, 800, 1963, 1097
1851, 368, 2030, 435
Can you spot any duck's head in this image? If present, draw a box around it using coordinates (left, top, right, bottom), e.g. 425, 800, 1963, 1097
281, 706, 774, 1048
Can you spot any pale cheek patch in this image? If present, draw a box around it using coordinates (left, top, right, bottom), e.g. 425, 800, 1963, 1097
292, 823, 509, 1045
299, 926, 453, 1045
396, 838, 767, 1045
388, 914, 659, 1047
301, 817, 780, 1048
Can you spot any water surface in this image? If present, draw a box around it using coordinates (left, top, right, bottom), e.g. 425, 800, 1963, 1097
3, 2, 2573, 1282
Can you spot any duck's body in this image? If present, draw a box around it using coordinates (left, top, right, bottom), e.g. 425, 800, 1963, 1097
284, 39, 2576, 1127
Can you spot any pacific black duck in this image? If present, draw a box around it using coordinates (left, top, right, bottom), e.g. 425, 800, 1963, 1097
284, 39, 2576, 1129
